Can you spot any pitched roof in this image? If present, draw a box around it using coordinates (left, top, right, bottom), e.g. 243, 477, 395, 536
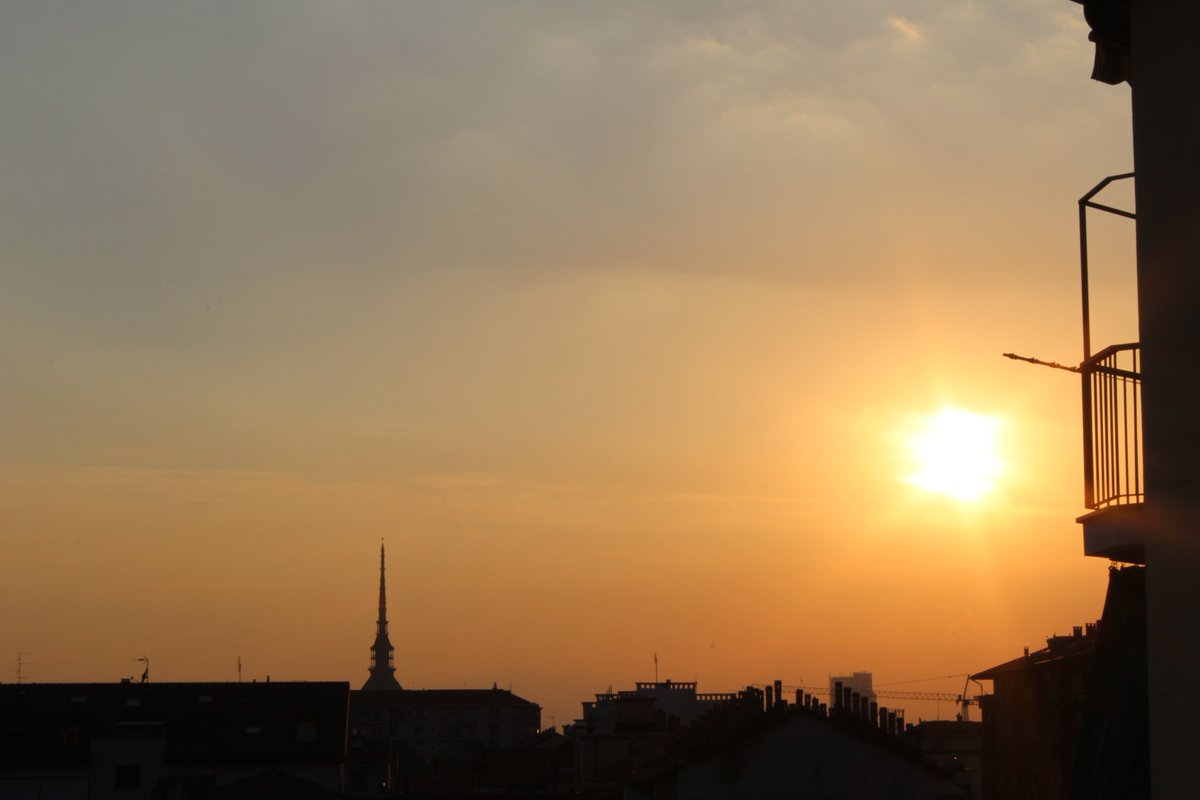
971, 633, 1097, 681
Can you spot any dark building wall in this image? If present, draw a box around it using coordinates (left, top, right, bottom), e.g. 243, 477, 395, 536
1127, 2, 1200, 796
978, 650, 1093, 800
0, 682, 350, 800
346, 689, 540, 796
975, 566, 1149, 800
1070, 566, 1148, 800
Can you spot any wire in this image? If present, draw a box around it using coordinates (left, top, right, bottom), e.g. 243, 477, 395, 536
873, 673, 968, 688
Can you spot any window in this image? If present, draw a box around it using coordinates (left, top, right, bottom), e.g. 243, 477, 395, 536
58, 724, 81, 745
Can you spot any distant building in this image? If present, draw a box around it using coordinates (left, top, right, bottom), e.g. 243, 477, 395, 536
0, 681, 349, 800
568, 680, 738, 784
568, 680, 967, 799
345, 544, 542, 795
907, 720, 982, 799
362, 541, 401, 692
830, 672, 877, 708
623, 689, 968, 800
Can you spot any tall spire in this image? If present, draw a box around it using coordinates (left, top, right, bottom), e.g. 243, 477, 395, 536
363, 539, 402, 691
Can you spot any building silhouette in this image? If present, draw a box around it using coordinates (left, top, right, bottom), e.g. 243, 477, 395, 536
569, 682, 969, 800
346, 544, 541, 795
829, 672, 876, 710
0, 681, 350, 800
1066, 2, 1197, 796
568, 680, 739, 784
972, 624, 1100, 799
362, 542, 401, 692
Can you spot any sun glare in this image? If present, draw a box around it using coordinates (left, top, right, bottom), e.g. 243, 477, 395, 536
903, 406, 1003, 502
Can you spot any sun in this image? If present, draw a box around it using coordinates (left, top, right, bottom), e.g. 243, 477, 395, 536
902, 406, 1003, 502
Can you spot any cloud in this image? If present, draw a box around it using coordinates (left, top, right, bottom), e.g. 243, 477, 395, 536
0, 1, 1129, 477
886, 14, 923, 43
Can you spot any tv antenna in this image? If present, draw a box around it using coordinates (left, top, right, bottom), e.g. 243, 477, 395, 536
15, 652, 32, 684
1002, 352, 1080, 374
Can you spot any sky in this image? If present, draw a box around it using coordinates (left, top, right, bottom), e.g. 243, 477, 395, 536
0, 1, 1135, 726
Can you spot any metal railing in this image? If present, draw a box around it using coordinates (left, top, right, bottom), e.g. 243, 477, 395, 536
1079, 172, 1135, 359
1082, 342, 1142, 509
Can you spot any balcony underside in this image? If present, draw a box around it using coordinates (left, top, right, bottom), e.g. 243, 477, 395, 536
1077, 504, 1147, 564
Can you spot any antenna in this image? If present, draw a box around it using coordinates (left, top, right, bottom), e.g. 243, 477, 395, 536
237, 656, 242, 683
654, 653, 658, 682
138, 656, 150, 684
15, 652, 32, 684
1002, 352, 1080, 373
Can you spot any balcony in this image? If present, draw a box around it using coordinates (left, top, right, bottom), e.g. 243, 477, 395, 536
1074, 173, 1145, 563
1078, 342, 1145, 563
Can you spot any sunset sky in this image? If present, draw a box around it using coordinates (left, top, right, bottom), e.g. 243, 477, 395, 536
1, 2, 1135, 725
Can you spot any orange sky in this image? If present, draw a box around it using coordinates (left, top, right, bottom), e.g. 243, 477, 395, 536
0, 2, 1134, 726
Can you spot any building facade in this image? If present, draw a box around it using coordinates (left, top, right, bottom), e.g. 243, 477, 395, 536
0, 681, 350, 800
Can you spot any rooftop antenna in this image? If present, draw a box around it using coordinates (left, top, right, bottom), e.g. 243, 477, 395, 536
1002, 352, 1080, 374
15, 652, 31, 684
237, 656, 243, 683
654, 653, 658, 682
138, 656, 150, 684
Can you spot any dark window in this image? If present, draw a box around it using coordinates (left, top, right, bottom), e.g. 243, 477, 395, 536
114, 765, 140, 790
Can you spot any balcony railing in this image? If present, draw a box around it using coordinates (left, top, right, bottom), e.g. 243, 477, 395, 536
1082, 342, 1142, 509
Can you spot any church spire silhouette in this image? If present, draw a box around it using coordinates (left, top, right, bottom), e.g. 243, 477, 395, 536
363, 540, 402, 691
